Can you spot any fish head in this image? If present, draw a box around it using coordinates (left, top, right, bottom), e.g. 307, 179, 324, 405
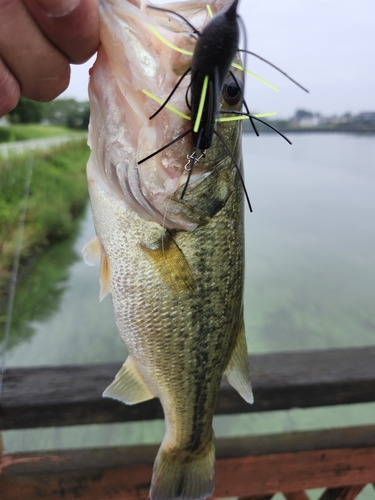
88, 0, 243, 230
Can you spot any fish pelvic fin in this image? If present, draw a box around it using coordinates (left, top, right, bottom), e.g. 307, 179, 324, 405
82, 236, 101, 266
150, 436, 215, 500
224, 315, 254, 404
140, 231, 195, 295
82, 236, 111, 301
103, 356, 154, 405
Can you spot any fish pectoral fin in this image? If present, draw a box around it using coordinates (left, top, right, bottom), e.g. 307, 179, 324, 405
224, 316, 253, 404
99, 251, 111, 302
140, 231, 195, 294
82, 236, 101, 266
103, 356, 154, 405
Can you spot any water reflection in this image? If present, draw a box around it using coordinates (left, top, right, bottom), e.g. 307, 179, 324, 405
243, 132, 375, 352
3, 205, 123, 367
5, 134, 375, 365
1, 235, 78, 351
2, 133, 375, 454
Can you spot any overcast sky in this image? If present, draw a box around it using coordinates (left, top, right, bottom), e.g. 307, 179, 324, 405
61, 0, 374, 119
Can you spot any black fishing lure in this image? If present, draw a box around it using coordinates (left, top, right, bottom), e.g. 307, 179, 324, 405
190, 0, 240, 149
138, 0, 308, 210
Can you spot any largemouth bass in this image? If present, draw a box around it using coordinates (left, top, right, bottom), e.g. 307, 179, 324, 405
84, 1, 252, 498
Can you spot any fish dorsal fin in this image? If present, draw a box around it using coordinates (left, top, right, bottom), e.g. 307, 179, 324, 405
224, 316, 253, 404
82, 236, 101, 266
141, 231, 195, 294
99, 252, 111, 302
103, 356, 154, 405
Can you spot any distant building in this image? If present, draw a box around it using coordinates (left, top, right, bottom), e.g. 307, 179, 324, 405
355, 112, 375, 122
298, 116, 321, 128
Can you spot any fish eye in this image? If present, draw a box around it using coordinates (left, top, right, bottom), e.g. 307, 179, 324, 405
222, 76, 243, 105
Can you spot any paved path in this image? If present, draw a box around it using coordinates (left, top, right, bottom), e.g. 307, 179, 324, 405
0, 134, 86, 159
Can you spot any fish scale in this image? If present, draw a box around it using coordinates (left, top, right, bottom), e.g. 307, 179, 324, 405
85, 1, 252, 499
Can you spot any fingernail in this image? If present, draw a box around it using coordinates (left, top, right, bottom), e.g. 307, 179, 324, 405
37, 0, 81, 18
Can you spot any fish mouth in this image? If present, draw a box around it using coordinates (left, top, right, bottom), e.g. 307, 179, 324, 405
89, 0, 241, 231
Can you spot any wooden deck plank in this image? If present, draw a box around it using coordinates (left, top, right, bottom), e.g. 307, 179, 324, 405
237, 496, 274, 500
215, 449, 375, 498
318, 485, 366, 500
1, 427, 375, 499
1, 347, 375, 430
283, 492, 310, 500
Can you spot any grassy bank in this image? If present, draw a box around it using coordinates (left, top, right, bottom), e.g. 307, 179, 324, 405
0, 139, 90, 299
0, 124, 83, 143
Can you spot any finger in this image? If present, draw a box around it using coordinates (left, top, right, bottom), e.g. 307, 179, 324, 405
0, 0, 70, 102
0, 57, 21, 116
23, 0, 100, 64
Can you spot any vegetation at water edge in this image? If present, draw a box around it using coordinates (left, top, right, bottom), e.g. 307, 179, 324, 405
0, 139, 90, 301
0, 234, 81, 350
0, 124, 84, 143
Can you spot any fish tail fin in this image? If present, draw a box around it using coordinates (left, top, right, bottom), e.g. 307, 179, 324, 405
150, 435, 215, 500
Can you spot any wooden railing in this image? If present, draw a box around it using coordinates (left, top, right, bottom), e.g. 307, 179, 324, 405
1, 346, 375, 499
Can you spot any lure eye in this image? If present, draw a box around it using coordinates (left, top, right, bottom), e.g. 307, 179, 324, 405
222, 77, 243, 105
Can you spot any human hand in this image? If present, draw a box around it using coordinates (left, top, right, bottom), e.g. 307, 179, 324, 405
0, 0, 99, 116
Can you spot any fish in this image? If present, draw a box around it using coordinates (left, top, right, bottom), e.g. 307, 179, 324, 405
83, 1, 252, 499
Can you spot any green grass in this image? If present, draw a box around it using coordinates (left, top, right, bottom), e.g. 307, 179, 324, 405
0, 139, 90, 298
0, 124, 84, 143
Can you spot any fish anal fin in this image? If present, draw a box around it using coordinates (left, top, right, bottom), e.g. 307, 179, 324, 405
99, 251, 111, 302
141, 231, 195, 295
224, 316, 253, 404
103, 356, 154, 405
82, 236, 101, 266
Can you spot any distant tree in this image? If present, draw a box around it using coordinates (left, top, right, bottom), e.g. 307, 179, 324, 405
294, 109, 314, 121
43, 98, 90, 129
8, 98, 45, 124
67, 102, 90, 129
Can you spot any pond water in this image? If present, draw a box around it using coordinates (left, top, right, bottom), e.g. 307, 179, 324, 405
2, 133, 375, 454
